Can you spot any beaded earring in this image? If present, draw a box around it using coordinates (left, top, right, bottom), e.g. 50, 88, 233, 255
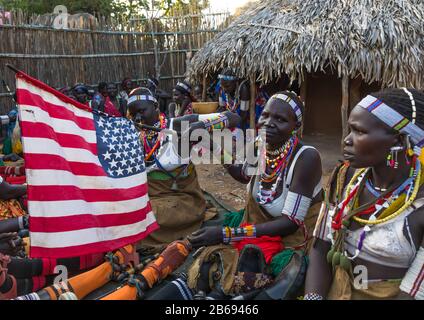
387, 146, 404, 169
404, 135, 414, 165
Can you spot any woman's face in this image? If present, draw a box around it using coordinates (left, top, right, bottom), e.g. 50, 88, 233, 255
128, 100, 159, 127
220, 79, 237, 95
73, 88, 88, 104
193, 86, 203, 101
107, 84, 118, 98
99, 87, 109, 98
344, 106, 398, 168
173, 89, 185, 105
258, 98, 298, 147
123, 80, 134, 94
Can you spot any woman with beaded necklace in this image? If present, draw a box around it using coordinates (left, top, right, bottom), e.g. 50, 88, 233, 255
305, 88, 424, 300
127, 88, 241, 254
188, 91, 323, 298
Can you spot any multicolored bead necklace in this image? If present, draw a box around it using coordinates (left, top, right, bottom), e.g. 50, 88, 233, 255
327, 154, 422, 271
140, 113, 167, 162
224, 92, 240, 112
257, 135, 299, 205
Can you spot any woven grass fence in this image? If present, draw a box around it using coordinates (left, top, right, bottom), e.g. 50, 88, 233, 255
0, 10, 231, 114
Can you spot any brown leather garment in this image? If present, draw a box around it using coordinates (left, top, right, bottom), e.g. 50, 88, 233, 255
137, 168, 207, 253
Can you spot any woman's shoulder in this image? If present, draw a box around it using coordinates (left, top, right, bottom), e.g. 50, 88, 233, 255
293, 144, 322, 169
290, 144, 322, 184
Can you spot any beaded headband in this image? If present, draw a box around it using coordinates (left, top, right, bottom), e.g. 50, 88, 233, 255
73, 85, 88, 93
218, 74, 237, 81
272, 93, 303, 127
129, 87, 152, 96
357, 95, 424, 155
176, 82, 191, 94
147, 79, 158, 89
127, 95, 157, 105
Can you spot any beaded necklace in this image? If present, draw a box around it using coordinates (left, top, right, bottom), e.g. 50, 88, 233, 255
224, 92, 240, 112
256, 135, 299, 205
327, 156, 422, 270
346, 158, 420, 225
140, 113, 167, 162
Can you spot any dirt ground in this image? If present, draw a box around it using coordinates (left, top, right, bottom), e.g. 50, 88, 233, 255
196, 134, 343, 211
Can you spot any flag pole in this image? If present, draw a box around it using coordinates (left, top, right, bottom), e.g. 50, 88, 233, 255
5, 64, 20, 104
5, 64, 20, 74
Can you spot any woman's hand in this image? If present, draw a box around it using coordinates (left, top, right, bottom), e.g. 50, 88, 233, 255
188, 227, 223, 248
2, 153, 22, 162
0, 232, 24, 256
182, 96, 192, 107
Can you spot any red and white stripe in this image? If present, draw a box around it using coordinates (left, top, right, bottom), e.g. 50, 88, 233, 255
16, 72, 158, 259
410, 263, 424, 298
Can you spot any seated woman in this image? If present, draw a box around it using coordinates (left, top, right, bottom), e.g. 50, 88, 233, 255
188, 91, 323, 299
128, 87, 240, 254
305, 88, 424, 300
168, 81, 195, 118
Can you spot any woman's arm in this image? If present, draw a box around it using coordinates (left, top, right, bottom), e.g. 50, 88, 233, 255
304, 163, 354, 299
256, 148, 322, 237
0, 180, 27, 200
304, 239, 333, 299
190, 147, 323, 248
224, 131, 257, 184
225, 164, 251, 184
177, 97, 192, 117
168, 102, 177, 118
0, 217, 22, 234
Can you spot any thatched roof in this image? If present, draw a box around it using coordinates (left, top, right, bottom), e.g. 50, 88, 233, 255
188, 0, 424, 88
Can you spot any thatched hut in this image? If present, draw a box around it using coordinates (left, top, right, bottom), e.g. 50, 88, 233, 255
188, 0, 424, 142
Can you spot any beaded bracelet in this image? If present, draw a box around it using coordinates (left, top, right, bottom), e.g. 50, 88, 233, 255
18, 216, 24, 230
18, 216, 29, 230
231, 225, 257, 242
222, 226, 232, 244
222, 225, 257, 244
202, 114, 229, 132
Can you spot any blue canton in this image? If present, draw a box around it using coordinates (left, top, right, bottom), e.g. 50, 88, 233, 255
94, 113, 145, 178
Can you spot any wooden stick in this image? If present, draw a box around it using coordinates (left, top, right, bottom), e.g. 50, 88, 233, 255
341, 75, 350, 152
249, 75, 256, 133
202, 76, 207, 101
349, 76, 362, 113
299, 74, 308, 138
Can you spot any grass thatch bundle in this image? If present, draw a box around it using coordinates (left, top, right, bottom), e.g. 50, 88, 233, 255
188, 0, 424, 88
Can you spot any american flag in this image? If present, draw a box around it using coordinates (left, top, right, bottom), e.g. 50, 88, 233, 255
16, 71, 158, 259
